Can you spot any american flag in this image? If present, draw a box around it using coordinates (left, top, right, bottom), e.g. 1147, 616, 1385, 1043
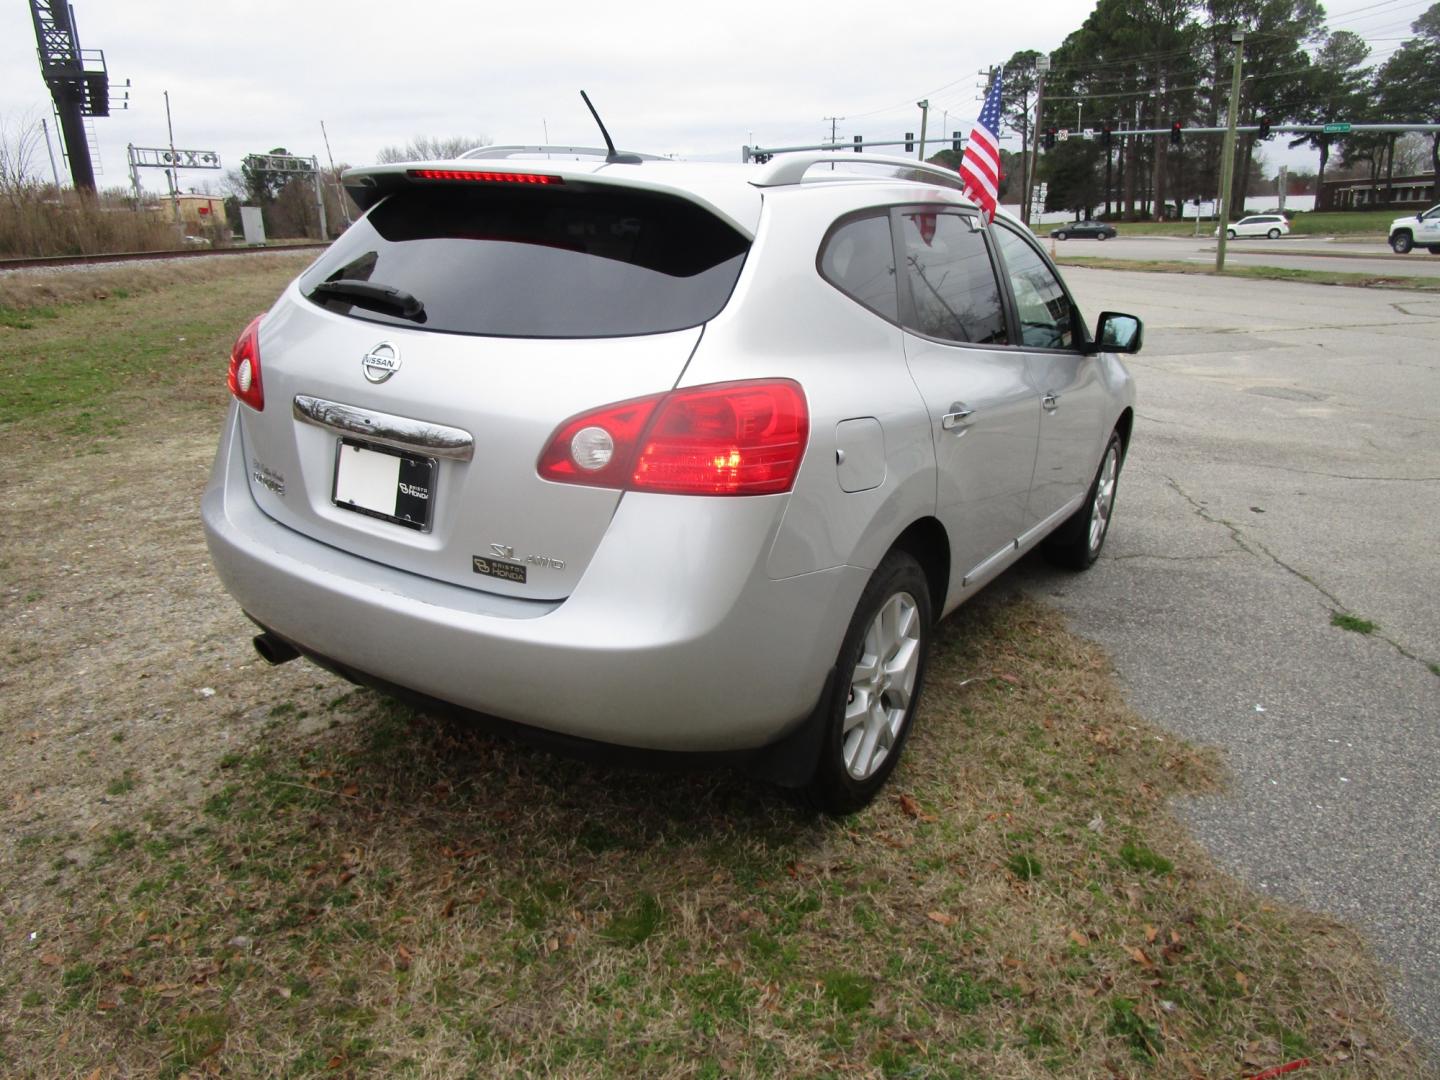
959, 72, 1003, 221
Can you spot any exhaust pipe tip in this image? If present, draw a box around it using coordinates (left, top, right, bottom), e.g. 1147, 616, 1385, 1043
253, 632, 301, 666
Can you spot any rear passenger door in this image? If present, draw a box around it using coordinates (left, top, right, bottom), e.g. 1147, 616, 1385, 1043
894, 207, 1039, 596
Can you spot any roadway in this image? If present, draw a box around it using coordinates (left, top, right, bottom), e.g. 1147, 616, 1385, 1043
1047, 233, 1440, 278
1016, 268, 1440, 1053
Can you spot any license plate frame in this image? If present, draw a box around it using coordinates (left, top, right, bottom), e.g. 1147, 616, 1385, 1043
332, 438, 436, 532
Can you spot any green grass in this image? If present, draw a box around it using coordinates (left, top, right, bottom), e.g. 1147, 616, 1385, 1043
1332, 611, 1379, 635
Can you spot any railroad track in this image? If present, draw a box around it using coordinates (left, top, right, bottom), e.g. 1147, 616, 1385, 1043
0, 243, 330, 272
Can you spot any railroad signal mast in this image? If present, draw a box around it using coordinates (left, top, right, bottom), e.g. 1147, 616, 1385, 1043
28, 0, 114, 192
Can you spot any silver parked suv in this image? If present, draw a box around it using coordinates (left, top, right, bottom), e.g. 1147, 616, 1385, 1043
202, 147, 1141, 813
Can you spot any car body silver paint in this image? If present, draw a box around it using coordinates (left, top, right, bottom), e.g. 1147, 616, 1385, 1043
204, 405, 866, 750
203, 159, 1135, 752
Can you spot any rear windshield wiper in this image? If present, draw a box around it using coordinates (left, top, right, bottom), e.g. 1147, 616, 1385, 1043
308, 279, 426, 322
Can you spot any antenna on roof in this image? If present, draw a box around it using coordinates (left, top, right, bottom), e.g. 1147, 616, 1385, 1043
580, 91, 642, 165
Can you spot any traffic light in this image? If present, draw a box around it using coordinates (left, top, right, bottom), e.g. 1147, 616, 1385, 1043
854, 135, 862, 153
1044, 127, 1057, 149
1101, 122, 1113, 148
905, 132, 914, 153
952, 130, 962, 152
1257, 117, 1271, 139
1170, 121, 1182, 145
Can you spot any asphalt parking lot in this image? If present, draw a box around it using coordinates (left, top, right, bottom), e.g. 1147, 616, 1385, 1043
1018, 267, 1440, 1049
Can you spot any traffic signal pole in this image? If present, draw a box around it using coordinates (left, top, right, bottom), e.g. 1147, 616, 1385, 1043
1215, 31, 1245, 273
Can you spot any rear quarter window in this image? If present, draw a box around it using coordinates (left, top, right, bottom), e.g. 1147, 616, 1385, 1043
300, 182, 750, 338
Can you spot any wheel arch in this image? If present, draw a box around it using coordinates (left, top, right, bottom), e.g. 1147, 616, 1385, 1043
1114, 407, 1135, 460
887, 517, 949, 622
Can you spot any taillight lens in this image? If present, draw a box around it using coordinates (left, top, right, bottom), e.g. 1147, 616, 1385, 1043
226, 315, 265, 411
538, 380, 809, 496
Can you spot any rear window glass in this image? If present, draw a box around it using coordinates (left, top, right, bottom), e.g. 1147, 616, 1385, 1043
300, 182, 750, 337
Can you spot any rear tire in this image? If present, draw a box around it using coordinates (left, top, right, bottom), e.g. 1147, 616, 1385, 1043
1267, 228, 1280, 239
1043, 431, 1123, 571
1391, 232, 1413, 254
804, 552, 931, 816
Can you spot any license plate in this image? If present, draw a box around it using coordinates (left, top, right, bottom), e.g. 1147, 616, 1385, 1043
332, 439, 435, 531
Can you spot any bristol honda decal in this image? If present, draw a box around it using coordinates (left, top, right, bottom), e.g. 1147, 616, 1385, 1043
361, 342, 402, 383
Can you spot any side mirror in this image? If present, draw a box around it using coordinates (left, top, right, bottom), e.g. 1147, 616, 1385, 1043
1086, 311, 1143, 355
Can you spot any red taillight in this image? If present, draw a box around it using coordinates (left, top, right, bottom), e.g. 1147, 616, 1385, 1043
407, 169, 564, 186
537, 380, 809, 496
226, 315, 265, 411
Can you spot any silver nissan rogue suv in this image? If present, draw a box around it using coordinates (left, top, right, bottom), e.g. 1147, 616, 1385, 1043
202, 147, 1141, 813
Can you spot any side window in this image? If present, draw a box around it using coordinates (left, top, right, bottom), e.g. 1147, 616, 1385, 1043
896, 210, 1007, 345
818, 213, 899, 322
993, 226, 1079, 350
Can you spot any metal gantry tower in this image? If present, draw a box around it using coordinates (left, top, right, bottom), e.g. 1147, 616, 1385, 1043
28, 0, 112, 191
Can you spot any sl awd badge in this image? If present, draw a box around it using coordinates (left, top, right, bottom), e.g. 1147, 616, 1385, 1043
361, 342, 401, 383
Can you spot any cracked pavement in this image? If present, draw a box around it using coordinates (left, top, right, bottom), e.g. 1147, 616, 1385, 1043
1016, 269, 1440, 1052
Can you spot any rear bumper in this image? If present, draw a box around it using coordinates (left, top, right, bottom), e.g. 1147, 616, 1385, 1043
202, 406, 865, 752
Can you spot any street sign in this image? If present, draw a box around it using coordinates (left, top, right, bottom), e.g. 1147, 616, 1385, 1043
1322, 123, 1352, 134
1057, 129, 1070, 142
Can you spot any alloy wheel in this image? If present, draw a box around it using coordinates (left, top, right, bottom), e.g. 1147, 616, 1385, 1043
843, 591, 922, 780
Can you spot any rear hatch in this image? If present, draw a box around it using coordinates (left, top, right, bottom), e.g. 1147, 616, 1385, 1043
234, 169, 753, 600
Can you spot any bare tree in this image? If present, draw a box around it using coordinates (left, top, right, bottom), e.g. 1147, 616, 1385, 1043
0, 109, 46, 197
375, 135, 493, 163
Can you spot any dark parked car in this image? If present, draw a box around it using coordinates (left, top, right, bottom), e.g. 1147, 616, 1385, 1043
1049, 221, 1116, 241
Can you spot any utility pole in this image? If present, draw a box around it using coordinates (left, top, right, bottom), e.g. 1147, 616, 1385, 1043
916, 100, 930, 160
1215, 30, 1244, 272
1025, 55, 1051, 225
824, 115, 844, 149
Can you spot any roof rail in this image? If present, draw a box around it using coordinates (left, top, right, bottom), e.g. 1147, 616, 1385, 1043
460, 144, 667, 162
750, 152, 968, 193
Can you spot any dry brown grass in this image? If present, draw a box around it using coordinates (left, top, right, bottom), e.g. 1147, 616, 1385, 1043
0, 186, 208, 259
0, 266, 1433, 1078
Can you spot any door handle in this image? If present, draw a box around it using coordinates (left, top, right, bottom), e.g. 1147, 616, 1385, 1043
941, 403, 975, 430
1042, 392, 1060, 412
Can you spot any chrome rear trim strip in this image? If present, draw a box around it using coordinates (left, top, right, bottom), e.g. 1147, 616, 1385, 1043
293, 395, 474, 462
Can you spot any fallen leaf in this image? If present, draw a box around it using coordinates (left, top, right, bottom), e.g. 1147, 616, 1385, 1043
1069, 929, 1089, 947
340, 784, 360, 798
39, 952, 62, 967
1145, 924, 1158, 943
1128, 947, 1153, 967
1235, 969, 1249, 991
545, 937, 559, 953
898, 793, 922, 818
926, 911, 957, 927
327, 1056, 345, 1069
441, 897, 457, 919
395, 944, 413, 971
997, 673, 1021, 686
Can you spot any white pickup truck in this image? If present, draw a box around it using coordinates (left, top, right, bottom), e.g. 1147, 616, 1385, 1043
1388, 204, 1440, 254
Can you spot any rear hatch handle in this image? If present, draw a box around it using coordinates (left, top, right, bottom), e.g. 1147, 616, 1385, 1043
293, 395, 474, 461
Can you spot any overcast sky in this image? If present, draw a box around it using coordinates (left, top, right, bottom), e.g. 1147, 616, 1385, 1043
1, 0, 1420, 197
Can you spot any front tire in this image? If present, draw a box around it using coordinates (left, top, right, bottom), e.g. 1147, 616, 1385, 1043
1226, 229, 1237, 239
1097, 232, 1108, 241
805, 552, 931, 815
1427, 245, 1440, 255
1391, 232, 1413, 254
1055, 231, 1068, 240
1043, 432, 1123, 571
